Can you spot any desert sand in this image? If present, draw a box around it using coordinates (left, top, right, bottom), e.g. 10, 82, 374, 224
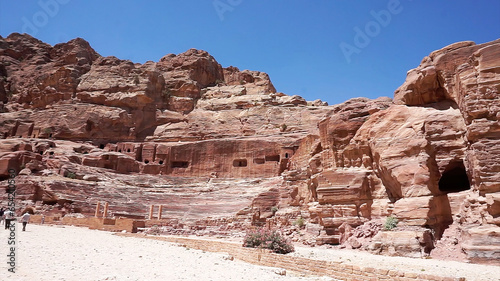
1, 223, 499, 281
0, 223, 333, 281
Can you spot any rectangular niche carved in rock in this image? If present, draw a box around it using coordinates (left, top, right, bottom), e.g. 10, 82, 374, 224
254, 158, 265, 164
265, 155, 280, 162
233, 159, 248, 167
171, 161, 189, 168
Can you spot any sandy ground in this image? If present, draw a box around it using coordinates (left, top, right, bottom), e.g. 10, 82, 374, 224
291, 247, 500, 281
0, 223, 334, 281
161, 235, 500, 281
1, 223, 499, 281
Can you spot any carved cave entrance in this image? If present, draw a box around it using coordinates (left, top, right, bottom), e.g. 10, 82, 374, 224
233, 159, 248, 167
426, 160, 470, 242
438, 160, 471, 193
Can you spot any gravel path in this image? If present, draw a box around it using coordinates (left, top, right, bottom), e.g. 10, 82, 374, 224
0, 223, 332, 281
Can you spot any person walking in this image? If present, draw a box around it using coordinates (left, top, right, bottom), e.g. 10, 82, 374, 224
4, 209, 14, 229
20, 212, 31, 231
0, 207, 5, 225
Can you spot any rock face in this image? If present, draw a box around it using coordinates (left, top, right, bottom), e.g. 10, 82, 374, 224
392, 39, 500, 261
1, 33, 499, 264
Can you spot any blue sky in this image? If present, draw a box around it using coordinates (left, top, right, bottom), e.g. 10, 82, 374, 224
1, 0, 499, 105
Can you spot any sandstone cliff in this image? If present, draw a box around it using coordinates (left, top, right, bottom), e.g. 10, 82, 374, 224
0, 33, 499, 264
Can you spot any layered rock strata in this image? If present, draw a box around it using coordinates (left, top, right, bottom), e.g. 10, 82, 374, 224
1, 33, 499, 263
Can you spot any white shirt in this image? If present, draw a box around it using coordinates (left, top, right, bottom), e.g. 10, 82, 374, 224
4, 211, 13, 219
21, 213, 30, 222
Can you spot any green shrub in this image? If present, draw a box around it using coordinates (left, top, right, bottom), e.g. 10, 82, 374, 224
66, 172, 76, 179
293, 217, 305, 228
243, 228, 294, 254
384, 215, 398, 230
271, 206, 278, 213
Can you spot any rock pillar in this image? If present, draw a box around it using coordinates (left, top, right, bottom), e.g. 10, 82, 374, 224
103, 202, 109, 218
158, 205, 163, 220
94, 202, 101, 217
149, 205, 155, 220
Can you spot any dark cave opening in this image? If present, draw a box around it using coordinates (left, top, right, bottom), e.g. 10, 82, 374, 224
233, 159, 248, 167
86, 120, 93, 131
438, 160, 470, 193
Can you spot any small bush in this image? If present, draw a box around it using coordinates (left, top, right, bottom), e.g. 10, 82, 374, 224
271, 206, 278, 213
293, 217, 305, 228
66, 172, 76, 179
384, 215, 398, 230
243, 228, 294, 254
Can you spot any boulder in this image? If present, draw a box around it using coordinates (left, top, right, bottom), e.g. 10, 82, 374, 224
369, 229, 433, 258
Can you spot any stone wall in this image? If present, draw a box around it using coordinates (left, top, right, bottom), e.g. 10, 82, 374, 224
29, 215, 145, 233
116, 234, 466, 281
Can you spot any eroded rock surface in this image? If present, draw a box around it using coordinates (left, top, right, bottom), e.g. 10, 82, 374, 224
1, 34, 499, 264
